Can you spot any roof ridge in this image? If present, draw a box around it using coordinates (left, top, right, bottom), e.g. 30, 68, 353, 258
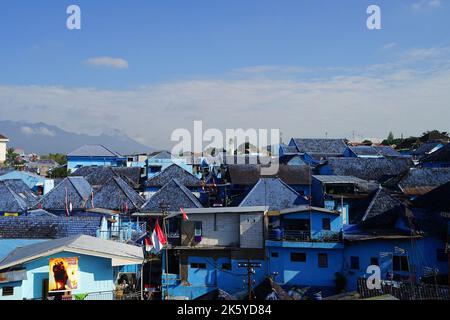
112, 176, 143, 208
172, 178, 203, 207
362, 187, 383, 221
0, 181, 28, 211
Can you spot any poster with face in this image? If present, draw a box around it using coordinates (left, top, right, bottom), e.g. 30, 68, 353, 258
49, 257, 78, 292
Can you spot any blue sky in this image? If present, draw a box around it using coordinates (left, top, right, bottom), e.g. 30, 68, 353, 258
1, 0, 450, 148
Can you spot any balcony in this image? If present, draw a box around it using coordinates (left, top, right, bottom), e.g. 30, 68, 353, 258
268, 229, 341, 242
97, 221, 146, 243
266, 229, 343, 249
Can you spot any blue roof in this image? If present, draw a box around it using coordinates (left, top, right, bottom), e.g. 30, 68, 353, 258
239, 177, 308, 210
37, 177, 93, 210
93, 176, 145, 211
145, 163, 201, 188
0, 170, 46, 189
291, 138, 347, 156
0, 239, 46, 260
141, 178, 203, 212
0, 181, 28, 213
67, 144, 124, 158
0, 215, 102, 239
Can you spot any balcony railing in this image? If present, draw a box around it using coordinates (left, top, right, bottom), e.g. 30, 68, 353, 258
268, 229, 341, 243
97, 221, 146, 243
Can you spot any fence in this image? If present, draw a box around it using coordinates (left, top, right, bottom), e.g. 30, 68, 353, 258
268, 230, 341, 242
357, 278, 450, 300
39, 290, 141, 301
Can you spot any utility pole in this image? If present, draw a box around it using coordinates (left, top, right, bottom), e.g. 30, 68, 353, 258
160, 201, 170, 300
238, 259, 262, 300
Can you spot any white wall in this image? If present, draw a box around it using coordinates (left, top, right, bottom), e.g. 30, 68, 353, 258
189, 213, 240, 247
0, 140, 7, 163
240, 213, 264, 249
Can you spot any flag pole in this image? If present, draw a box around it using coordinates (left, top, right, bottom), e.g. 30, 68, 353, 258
159, 201, 170, 300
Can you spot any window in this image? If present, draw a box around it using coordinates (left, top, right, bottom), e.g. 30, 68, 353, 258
190, 263, 206, 269
393, 255, 409, 272
370, 257, 379, 266
290, 252, 306, 262
221, 263, 231, 270
318, 253, 328, 268
149, 166, 162, 173
350, 256, 360, 270
271, 252, 279, 258
322, 218, 331, 231
194, 222, 202, 237
436, 249, 447, 262
2, 286, 14, 296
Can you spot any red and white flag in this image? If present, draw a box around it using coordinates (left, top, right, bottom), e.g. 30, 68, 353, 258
151, 220, 167, 253
180, 208, 189, 221
144, 236, 153, 252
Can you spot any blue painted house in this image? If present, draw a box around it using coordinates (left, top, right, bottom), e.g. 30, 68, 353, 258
0, 170, 52, 195
317, 157, 413, 183
265, 206, 344, 289
67, 145, 127, 173
0, 235, 143, 300
239, 177, 309, 210
420, 143, 450, 168
311, 175, 379, 223
160, 206, 267, 300
144, 163, 202, 199
342, 187, 449, 291
146, 151, 193, 179
288, 138, 348, 166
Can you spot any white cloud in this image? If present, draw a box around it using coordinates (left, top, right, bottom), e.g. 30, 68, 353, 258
382, 43, 397, 50
2, 47, 450, 149
85, 57, 129, 69
37, 127, 55, 137
412, 0, 441, 11
20, 126, 34, 135
19, 126, 56, 137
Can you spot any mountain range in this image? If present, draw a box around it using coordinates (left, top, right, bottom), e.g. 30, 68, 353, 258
0, 120, 152, 155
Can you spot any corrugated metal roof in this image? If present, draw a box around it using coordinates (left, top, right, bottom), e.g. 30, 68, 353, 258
0, 235, 143, 270
312, 175, 368, 184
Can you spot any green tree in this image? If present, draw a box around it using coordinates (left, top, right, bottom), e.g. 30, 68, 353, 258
48, 166, 70, 178
5, 148, 22, 167
40, 153, 67, 165
386, 132, 395, 145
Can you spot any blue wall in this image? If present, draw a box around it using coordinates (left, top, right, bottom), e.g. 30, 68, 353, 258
163, 255, 266, 300
266, 246, 343, 287
0, 251, 137, 300
67, 157, 126, 172
343, 237, 448, 291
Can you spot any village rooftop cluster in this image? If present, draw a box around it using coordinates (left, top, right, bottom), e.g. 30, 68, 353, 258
0, 130, 449, 300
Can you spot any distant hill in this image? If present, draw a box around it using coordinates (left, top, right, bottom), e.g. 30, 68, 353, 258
0, 120, 152, 155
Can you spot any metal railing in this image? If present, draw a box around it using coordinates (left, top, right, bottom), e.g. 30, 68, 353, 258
96, 221, 146, 243
40, 290, 141, 301
357, 278, 450, 300
268, 230, 341, 242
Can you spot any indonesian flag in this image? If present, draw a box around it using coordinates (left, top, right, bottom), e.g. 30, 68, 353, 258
144, 236, 153, 252
151, 219, 167, 253
180, 208, 189, 221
